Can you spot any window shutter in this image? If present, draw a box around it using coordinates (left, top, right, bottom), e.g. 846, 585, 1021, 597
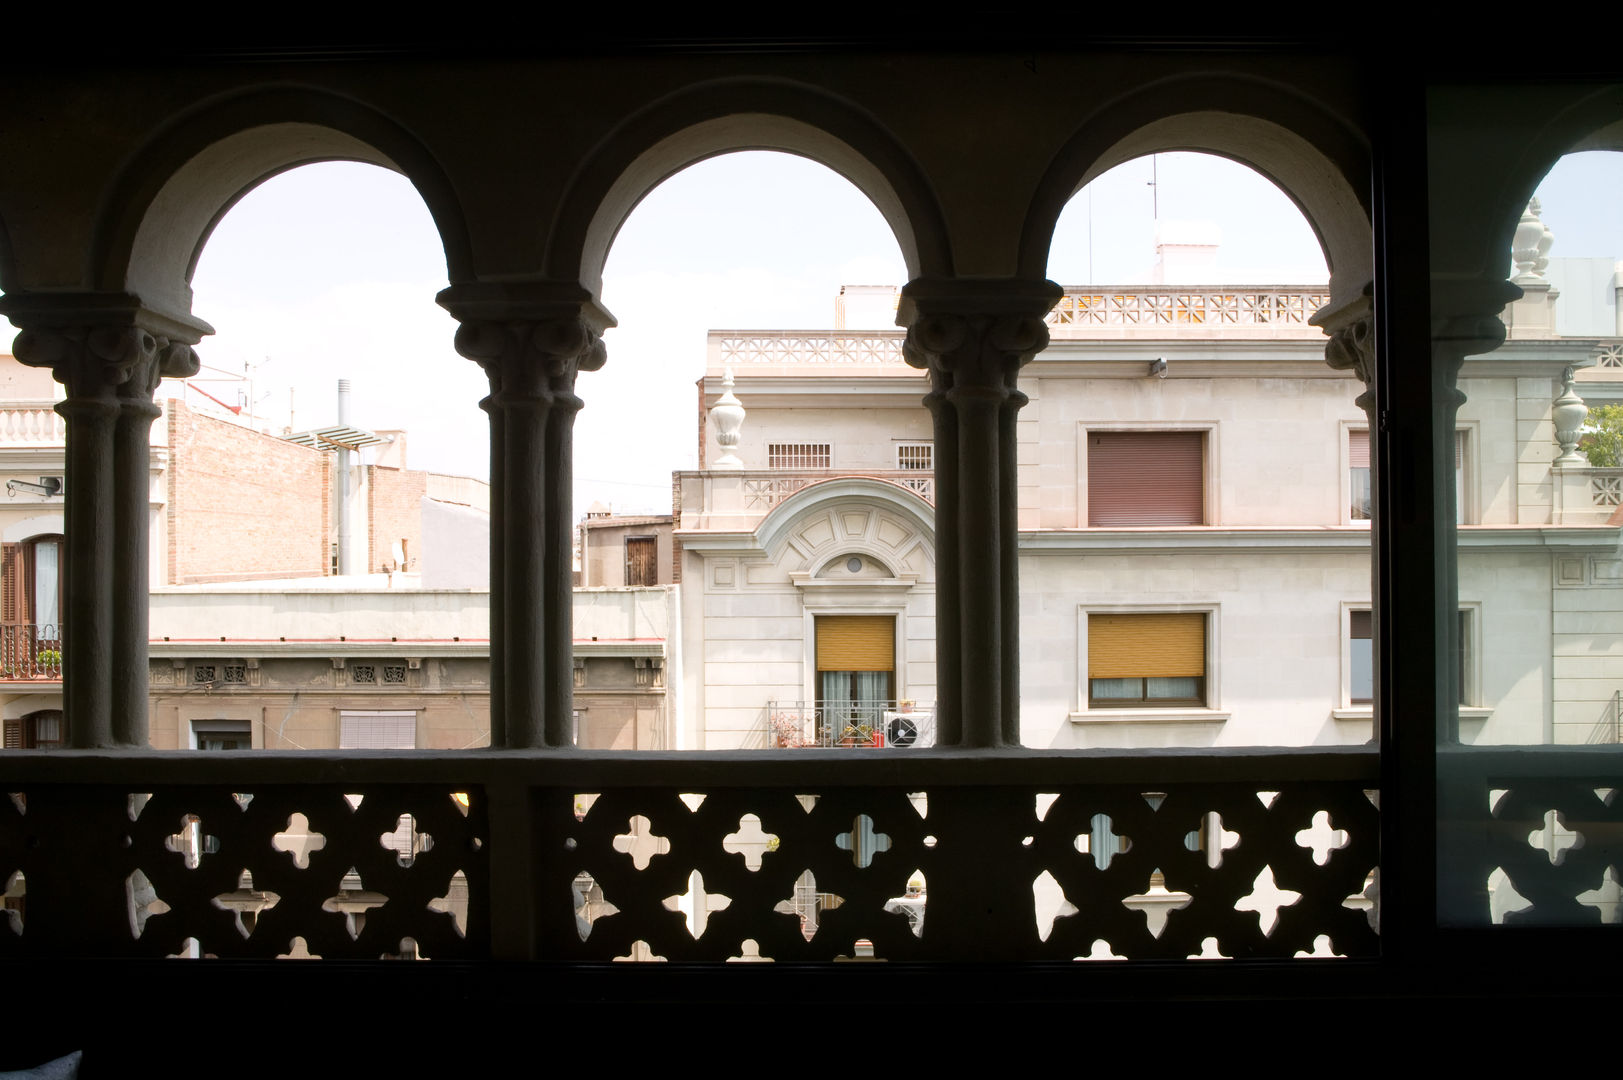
1349, 430, 1370, 469
1088, 432, 1203, 526
624, 537, 657, 586
815, 616, 895, 672
1, 544, 22, 625
3, 717, 20, 749
1089, 613, 1205, 679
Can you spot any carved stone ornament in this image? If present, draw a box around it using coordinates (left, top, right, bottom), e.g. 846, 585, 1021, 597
1512, 197, 1554, 283
711, 367, 745, 469
1552, 365, 1589, 467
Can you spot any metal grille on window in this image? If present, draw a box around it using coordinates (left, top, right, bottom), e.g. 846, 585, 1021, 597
222, 664, 246, 684
768, 443, 831, 469
382, 665, 406, 684
350, 664, 376, 684
193, 665, 216, 684
896, 443, 932, 470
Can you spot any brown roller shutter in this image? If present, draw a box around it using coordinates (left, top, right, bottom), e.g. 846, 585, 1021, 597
1349, 430, 1370, 468
1088, 432, 1204, 526
1089, 613, 1205, 678
815, 616, 894, 672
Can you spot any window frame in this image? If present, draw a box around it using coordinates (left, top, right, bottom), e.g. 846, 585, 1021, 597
338, 710, 417, 749
1078, 423, 1217, 528
1346, 424, 1473, 526
1340, 602, 1481, 715
1073, 604, 1228, 723
894, 442, 933, 471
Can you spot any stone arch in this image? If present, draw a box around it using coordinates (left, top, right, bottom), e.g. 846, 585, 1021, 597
1020, 75, 1371, 308
90, 86, 474, 322
1439, 87, 1623, 290
546, 79, 953, 295
755, 478, 934, 579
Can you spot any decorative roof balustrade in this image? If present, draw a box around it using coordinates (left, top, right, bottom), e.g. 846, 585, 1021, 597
1046, 286, 1332, 336
715, 331, 906, 367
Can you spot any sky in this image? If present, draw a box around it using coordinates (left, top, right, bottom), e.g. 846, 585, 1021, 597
8, 149, 1620, 517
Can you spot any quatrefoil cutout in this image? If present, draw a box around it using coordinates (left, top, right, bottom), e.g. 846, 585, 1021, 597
613, 815, 670, 870
835, 814, 891, 868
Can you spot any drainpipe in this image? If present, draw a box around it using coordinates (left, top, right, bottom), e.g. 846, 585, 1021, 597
337, 379, 351, 576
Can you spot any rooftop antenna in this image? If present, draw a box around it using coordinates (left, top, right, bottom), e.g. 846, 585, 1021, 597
1148, 153, 1159, 221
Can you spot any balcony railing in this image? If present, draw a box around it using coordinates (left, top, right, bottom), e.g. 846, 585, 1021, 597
0, 623, 62, 680
0, 402, 66, 447
764, 700, 936, 748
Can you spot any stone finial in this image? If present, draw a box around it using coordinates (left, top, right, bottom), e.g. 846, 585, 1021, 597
1513, 197, 1554, 283
1553, 365, 1589, 466
712, 366, 745, 469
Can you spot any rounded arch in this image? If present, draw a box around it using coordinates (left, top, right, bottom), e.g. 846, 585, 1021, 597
1442, 86, 1623, 289
90, 86, 474, 321
1021, 75, 1371, 305
546, 79, 952, 294
755, 477, 935, 569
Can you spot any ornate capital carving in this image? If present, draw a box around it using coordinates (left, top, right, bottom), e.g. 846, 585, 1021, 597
899, 278, 1061, 398
454, 314, 606, 412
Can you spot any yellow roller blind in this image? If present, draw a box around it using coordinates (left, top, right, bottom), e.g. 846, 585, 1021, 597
1089, 613, 1205, 679
816, 615, 895, 671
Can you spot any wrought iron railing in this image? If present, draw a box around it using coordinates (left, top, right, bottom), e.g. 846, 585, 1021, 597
0, 623, 62, 680
764, 700, 936, 748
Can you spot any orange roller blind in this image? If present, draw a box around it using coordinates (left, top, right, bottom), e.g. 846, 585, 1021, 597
1089, 613, 1205, 678
816, 615, 895, 671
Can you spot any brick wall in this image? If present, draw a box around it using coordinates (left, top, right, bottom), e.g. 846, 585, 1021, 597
367, 465, 428, 572
166, 400, 329, 583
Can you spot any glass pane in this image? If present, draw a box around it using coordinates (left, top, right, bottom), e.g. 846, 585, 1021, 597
1146, 677, 1198, 700
1090, 678, 1141, 701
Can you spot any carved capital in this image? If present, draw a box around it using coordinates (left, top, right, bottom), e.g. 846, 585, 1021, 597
455, 315, 605, 413
899, 278, 1060, 395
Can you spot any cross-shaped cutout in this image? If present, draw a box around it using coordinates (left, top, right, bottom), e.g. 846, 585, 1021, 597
662, 870, 730, 938
1576, 865, 1621, 924
322, 868, 386, 940
1293, 933, 1346, 958
1033, 869, 1076, 942
612, 815, 670, 870
272, 813, 326, 869
1294, 810, 1349, 866
1527, 809, 1583, 866
1075, 813, 1130, 870
1234, 865, 1302, 937
380, 814, 427, 867
1079, 939, 1127, 961
212, 885, 280, 939
429, 871, 471, 937
835, 814, 891, 868
722, 814, 778, 871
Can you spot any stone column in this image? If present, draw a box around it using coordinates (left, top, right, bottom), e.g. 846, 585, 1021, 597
901, 279, 1060, 748
446, 287, 611, 749
5, 301, 204, 748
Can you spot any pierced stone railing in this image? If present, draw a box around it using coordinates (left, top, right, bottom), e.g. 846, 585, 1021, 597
1438, 746, 1623, 927
1046, 286, 1331, 331
0, 748, 1382, 963
739, 470, 933, 510
0, 403, 66, 446
716, 332, 906, 366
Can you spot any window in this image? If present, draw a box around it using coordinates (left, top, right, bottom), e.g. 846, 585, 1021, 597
1087, 612, 1206, 707
814, 615, 894, 744
339, 710, 416, 749
896, 443, 932, 470
624, 535, 657, 586
1346, 606, 1471, 708
1, 537, 63, 679
1351, 429, 1465, 524
3, 709, 65, 749
769, 443, 831, 469
192, 719, 251, 750
1086, 432, 1204, 526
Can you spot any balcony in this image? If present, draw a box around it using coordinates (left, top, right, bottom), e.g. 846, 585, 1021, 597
0, 623, 61, 681
763, 699, 936, 748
